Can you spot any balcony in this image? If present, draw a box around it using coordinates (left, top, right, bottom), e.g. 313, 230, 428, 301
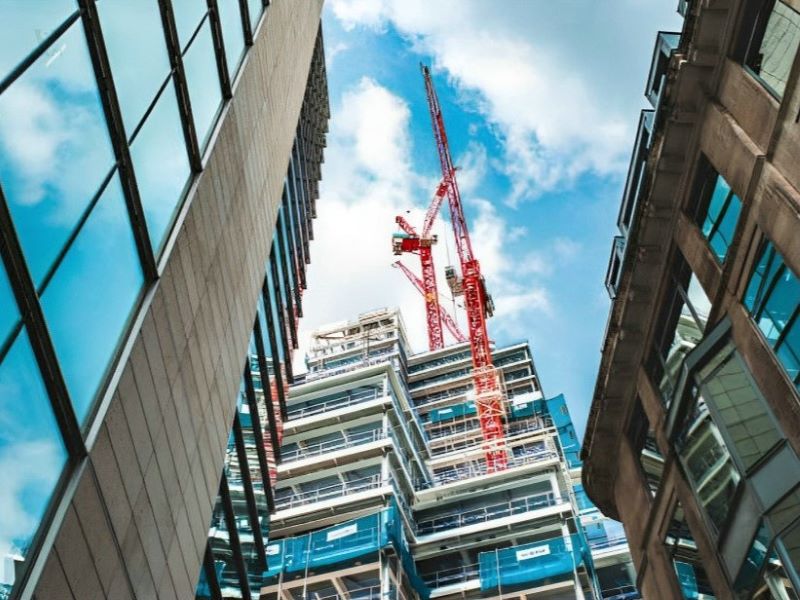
423, 563, 480, 589
645, 31, 681, 110
415, 491, 558, 536
280, 429, 387, 463
286, 387, 382, 420
273, 473, 384, 511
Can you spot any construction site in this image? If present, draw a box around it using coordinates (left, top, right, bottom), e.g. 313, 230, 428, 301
247, 67, 640, 600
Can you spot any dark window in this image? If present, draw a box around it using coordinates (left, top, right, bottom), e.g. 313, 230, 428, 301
628, 399, 664, 497
664, 501, 717, 598
744, 240, 800, 391
740, 0, 800, 98
648, 251, 712, 404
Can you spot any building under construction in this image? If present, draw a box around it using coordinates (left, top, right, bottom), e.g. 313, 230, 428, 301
256, 308, 639, 600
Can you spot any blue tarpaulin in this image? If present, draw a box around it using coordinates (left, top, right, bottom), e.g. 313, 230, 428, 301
263, 502, 430, 599
428, 401, 476, 423
509, 398, 545, 420
546, 394, 582, 468
674, 562, 699, 599
478, 534, 588, 591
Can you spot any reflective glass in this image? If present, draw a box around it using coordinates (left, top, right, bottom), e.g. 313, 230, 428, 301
183, 18, 223, 149
0, 329, 68, 594
41, 174, 143, 425
0, 21, 115, 285
0, 0, 77, 81
702, 176, 731, 236
758, 266, 799, 345
96, 1, 172, 136
780, 520, 800, 587
130, 79, 191, 253
0, 263, 18, 348
194, 561, 214, 600
733, 521, 771, 599
170, 0, 207, 51
701, 351, 781, 471
777, 322, 800, 389
217, 0, 246, 77
699, 173, 741, 263
247, 0, 263, 32
265, 266, 285, 362
747, 0, 800, 98
208, 489, 244, 598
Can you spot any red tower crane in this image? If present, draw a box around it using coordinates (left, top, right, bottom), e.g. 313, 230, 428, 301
392, 260, 468, 344
421, 64, 508, 472
391, 178, 451, 351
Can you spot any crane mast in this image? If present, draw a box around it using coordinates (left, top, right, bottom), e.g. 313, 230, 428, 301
421, 65, 508, 472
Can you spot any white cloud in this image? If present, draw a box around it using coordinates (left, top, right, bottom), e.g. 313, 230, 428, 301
328, 0, 682, 204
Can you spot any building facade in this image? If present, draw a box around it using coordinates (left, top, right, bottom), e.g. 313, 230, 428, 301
258, 309, 639, 600
584, 0, 800, 598
0, 2, 327, 598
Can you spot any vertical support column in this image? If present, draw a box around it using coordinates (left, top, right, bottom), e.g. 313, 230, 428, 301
562, 522, 585, 600
550, 470, 562, 503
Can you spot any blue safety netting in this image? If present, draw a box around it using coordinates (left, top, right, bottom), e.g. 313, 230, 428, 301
263, 501, 430, 599
478, 533, 590, 591
509, 398, 545, 420
546, 394, 582, 468
674, 562, 699, 599
428, 401, 476, 423
573, 484, 595, 512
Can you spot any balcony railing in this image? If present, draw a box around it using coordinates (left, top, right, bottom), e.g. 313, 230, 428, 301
305, 349, 397, 381
274, 473, 384, 511
588, 535, 629, 551
423, 563, 480, 588
286, 387, 382, 420
281, 429, 386, 462
416, 491, 557, 535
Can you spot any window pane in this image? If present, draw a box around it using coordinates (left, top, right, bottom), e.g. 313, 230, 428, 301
759, 266, 800, 344
96, 1, 171, 136
748, 1, 800, 98
0, 0, 77, 81
702, 176, 731, 237
711, 194, 741, 260
130, 79, 191, 253
208, 488, 244, 597
702, 352, 782, 471
169, 0, 206, 51
183, 18, 223, 149
0, 263, 18, 348
41, 174, 143, 424
247, 0, 263, 32
217, 0, 246, 77
777, 320, 800, 389
0, 329, 68, 594
0, 21, 115, 285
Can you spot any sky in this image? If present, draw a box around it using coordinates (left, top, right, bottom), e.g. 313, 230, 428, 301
295, 1, 684, 442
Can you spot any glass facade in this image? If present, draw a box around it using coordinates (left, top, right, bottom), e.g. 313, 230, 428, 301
0, 2, 273, 597
743, 0, 800, 98
745, 240, 800, 391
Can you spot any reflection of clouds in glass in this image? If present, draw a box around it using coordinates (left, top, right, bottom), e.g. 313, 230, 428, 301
129, 80, 191, 252
41, 174, 143, 424
0, 0, 77, 82
96, 1, 171, 136
0, 330, 66, 588
0, 22, 114, 284
183, 19, 223, 149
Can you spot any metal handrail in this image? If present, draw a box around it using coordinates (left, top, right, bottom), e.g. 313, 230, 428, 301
286, 387, 381, 420
305, 349, 397, 381
416, 491, 557, 535
281, 429, 386, 462
589, 535, 629, 551
423, 563, 480, 588
274, 473, 384, 510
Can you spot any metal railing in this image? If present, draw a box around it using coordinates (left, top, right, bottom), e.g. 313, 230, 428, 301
305, 349, 397, 381
281, 429, 386, 462
274, 473, 384, 511
423, 563, 479, 588
602, 584, 640, 600
416, 491, 557, 535
286, 387, 382, 420
589, 535, 629, 551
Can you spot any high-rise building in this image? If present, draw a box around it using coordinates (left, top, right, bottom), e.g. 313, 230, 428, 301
258, 308, 640, 600
583, 1, 800, 597
0, 2, 327, 598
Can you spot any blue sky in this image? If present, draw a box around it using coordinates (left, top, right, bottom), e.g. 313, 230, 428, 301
297, 1, 684, 441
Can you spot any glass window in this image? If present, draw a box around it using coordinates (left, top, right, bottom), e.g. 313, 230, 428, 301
698, 172, 742, 263
0, 329, 68, 595
247, 0, 263, 33
0, 0, 77, 81
96, 1, 172, 136
207, 484, 244, 598
182, 16, 223, 149
40, 173, 144, 425
129, 79, 191, 253
778, 520, 800, 593
744, 241, 800, 391
169, 0, 207, 51
0, 20, 115, 285
664, 502, 717, 598
648, 252, 712, 403
265, 263, 285, 363
217, 0, 246, 77
744, 0, 800, 98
